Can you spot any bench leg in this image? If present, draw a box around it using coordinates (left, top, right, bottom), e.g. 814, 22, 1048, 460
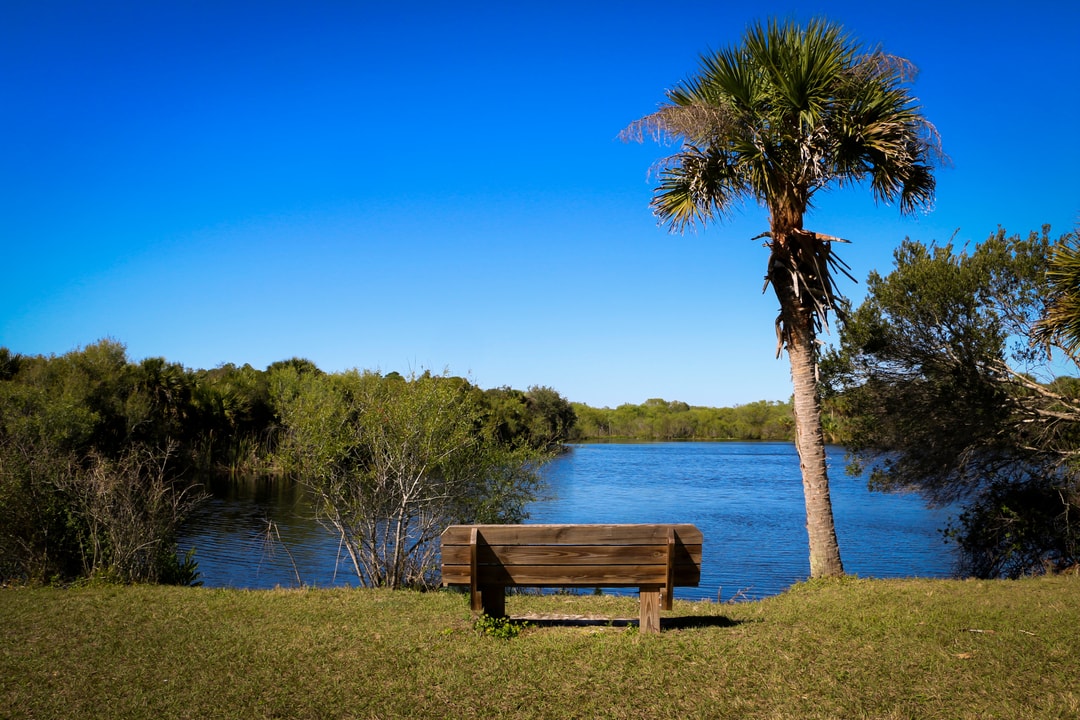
478, 585, 505, 618
639, 587, 661, 634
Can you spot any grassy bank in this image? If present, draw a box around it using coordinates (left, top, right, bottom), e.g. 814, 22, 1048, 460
2, 576, 1078, 719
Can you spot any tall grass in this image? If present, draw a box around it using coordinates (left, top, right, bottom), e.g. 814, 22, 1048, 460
2, 575, 1078, 718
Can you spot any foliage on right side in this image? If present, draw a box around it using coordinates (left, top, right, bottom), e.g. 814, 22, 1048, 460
821, 226, 1080, 578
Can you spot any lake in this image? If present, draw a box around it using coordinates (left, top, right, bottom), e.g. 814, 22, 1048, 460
177, 442, 957, 600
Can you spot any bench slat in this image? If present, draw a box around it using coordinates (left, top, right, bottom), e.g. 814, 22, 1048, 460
442, 565, 701, 587
442, 563, 672, 587
441, 523, 702, 546
444, 565, 701, 587
441, 543, 701, 567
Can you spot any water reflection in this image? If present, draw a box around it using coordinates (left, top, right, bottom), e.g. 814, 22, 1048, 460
178, 443, 957, 600
180, 475, 359, 588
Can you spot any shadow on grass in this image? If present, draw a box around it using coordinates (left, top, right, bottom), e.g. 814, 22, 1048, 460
512, 615, 744, 630
663, 615, 744, 630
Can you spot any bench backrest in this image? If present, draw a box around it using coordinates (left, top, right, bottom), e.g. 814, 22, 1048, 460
440, 523, 702, 588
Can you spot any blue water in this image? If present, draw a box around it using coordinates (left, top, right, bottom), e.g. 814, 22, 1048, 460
177, 442, 957, 600
530, 443, 956, 599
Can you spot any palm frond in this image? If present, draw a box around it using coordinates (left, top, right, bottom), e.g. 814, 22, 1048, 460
1034, 234, 1080, 357
618, 103, 738, 148
648, 145, 748, 231
623, 16, 941, 350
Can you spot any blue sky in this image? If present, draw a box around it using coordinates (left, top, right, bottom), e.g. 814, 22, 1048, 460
3, 1, 1079, 408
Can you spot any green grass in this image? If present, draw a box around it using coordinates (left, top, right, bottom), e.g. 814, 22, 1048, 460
2, 575, 1079, 719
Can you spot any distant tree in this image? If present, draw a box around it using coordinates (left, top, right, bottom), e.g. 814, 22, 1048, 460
478, 386, 575, 450
822, 227, 1080, 577
569, 398, 794, 441
193, 363, 279, 472
127, 357, 199, 453
523, 386, 577, 450
270, 369, 550, 588
611, 403, 649, 437
0, 348, 21, 380
480, 387, 530, 445
567, 403, 609, 440
623, 18, 941, 577
266, 357, 323, 376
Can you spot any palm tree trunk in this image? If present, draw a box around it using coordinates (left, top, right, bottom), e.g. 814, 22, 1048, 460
770, 232, 845, 578
787, 327, 845, 577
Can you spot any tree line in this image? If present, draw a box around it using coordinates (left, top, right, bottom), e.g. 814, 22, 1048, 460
0, 343, 575, 586
570, 398, 795, 441
0, 336, 806, 588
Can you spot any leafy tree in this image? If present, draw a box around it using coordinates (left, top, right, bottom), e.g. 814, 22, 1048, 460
270, 369, 550, 588
0, 348, 22, 381
478, 386, 576, 450
266, 357, 323, 377
126, 357, 199, 454
569, 403, 612, 439
623, 18, 941, 576
480, 387, 530, 446
822, 227, 1080, 577
0, 341, 204, 583
191, 363, 279, 471
523, 386, 577, 450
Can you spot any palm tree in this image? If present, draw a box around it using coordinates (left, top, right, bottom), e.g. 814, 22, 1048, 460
622, 18, 941, 577
1034, 232, 1080, 362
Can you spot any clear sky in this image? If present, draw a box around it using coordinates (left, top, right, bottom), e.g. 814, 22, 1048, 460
3, 0, 1078, 408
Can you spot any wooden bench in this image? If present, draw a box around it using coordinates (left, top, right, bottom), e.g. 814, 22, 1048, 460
440, 523, 703, 633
